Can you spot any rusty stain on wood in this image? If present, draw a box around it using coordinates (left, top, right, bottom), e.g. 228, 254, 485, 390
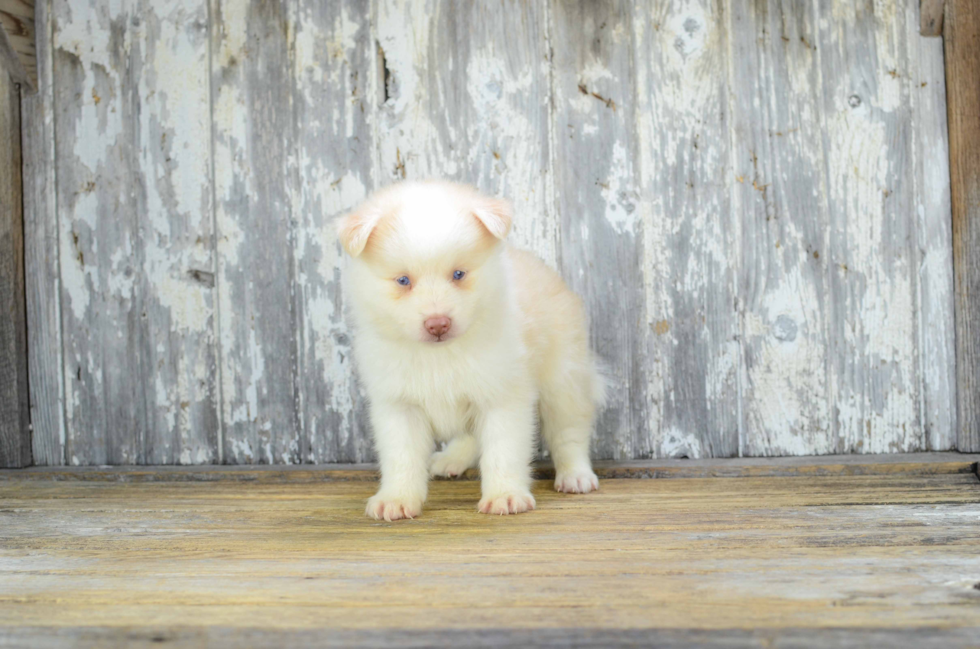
577, 82, 617, 111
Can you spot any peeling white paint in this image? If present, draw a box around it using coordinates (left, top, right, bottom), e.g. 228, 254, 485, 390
660, 427, 703, 459
464, 50, 555, 265
159, 278, 210, 332
743, 259, 832, 455
598, 141, 637, 234
60, 224, 93, 321
376, 0, 454, 180
230, 437, 254, 463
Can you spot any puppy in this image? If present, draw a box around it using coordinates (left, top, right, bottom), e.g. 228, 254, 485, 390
337, 181, 604, 520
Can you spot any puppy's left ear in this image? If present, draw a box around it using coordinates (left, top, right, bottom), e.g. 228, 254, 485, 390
336, 205, 383, 257
472, 197, 513, 240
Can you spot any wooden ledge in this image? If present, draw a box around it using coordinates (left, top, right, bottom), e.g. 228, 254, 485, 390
5, 625, 980, 649
1, 452, 977, 483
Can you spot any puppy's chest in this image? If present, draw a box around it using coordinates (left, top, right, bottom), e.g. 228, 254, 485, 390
419, 396, 477, 441
391, 361, 484, 440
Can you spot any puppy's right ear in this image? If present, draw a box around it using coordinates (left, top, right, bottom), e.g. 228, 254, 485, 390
472, 196, 513, 240
336, 205, 383, 257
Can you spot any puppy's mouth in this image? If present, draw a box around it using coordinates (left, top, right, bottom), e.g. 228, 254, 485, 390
420, 329, 460, 344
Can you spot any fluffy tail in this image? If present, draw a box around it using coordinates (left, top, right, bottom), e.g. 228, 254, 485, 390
591, 356, 611, 408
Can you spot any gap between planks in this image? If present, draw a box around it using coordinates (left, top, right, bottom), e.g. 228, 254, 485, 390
1, 452, 977, 483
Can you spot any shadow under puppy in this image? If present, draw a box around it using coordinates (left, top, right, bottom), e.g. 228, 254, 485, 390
337, 181, 605, 520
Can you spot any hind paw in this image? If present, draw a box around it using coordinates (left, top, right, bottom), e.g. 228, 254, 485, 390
555, 469, 599, 494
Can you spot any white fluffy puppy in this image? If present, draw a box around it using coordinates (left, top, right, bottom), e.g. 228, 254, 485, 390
338, 181, 604, 520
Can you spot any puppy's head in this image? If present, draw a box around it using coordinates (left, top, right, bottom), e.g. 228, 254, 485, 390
337, 181, 512, 344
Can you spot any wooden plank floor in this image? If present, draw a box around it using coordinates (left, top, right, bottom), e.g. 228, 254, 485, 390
0, 457, 978, 648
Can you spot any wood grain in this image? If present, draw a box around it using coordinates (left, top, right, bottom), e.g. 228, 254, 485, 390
920, 0, 944, 36
0, 0, 35, 90
945, 0, 980, 452
0, 473, 977, 644
0, 66, 30, 468
21, 0, 64, 466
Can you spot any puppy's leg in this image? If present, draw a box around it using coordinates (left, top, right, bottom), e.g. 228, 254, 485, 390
366, 402, 434, 521
540, 378, 599, 494
476, 401, 536, 515
430, 434, 480, 478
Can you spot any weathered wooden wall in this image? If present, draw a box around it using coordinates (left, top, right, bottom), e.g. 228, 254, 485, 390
23, 0, 957, 465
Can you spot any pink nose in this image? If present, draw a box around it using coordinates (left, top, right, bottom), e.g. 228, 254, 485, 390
424, 315, 452, 337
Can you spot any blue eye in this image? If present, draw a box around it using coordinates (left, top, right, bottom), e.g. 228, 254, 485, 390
453, 270, 466, 281
395, 276, 411, 286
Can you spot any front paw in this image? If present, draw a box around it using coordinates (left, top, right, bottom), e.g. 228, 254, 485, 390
478, 490, 536, 515
365, 492, 424, 521
555, 468, 599, 494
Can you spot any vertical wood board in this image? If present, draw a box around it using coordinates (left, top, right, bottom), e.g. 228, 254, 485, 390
728, 0, 832, 456
907, 0, 956, 450
549, 0, 645, 460
210, 0, 300, 464
22, 0, 64, 465
634, 0, 743, 457
134, 0, 218, 464
631, 0, 740, 460
0, 67, 30, 468
53, 0, 146, 464
288, 0, 374, 463
944, 0, 980, 452
51, 0, 218, 466
817, 0, 923, 453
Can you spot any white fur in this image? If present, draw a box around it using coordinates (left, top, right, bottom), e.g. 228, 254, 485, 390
338, 181, 603, 520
